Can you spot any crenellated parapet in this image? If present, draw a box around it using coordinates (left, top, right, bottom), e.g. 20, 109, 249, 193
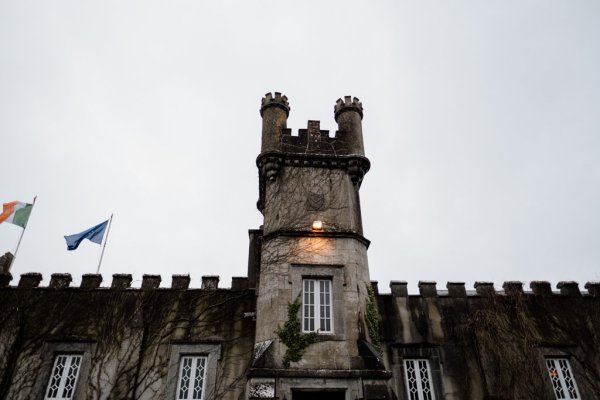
334, 96, 363, 120
384, 280, 600, 297
3, 273, 596, 297
260, 92, 290, 117
0, 272, 250, 291
260, 93, 365, 157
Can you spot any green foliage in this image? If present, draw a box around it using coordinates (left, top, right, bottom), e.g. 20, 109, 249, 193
276, 299, 317, 368
365, 284, 382, 352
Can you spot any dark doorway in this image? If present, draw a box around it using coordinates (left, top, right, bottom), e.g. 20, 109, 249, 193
293, 391, 345, 400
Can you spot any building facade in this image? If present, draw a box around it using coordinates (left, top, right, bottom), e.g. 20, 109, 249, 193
0, 93, 599, 400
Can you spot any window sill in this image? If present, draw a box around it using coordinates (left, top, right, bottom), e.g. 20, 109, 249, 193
312, 333, 345, 342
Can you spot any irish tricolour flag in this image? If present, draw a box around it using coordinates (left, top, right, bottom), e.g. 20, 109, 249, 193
0, 201, 33, 228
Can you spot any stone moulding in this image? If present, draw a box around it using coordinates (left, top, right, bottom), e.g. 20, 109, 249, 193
261, 229, 371, 249
247, 368, 393, 379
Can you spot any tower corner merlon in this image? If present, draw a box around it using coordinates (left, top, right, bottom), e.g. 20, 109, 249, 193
334, 95, 363, 121
334, 95, 365, 156
260, 92, 290, 117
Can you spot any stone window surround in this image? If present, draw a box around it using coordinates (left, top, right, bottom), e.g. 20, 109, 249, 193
165, 343, 221, 400
290, 264, 345, 341
396, 346, 443, 400
538, 347, 584, 399
33, 342, 95, 400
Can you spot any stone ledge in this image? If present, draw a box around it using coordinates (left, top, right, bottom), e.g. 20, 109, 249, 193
247, 368, 392, 379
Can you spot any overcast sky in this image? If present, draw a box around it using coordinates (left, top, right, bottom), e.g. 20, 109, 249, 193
1, 1, 599, 292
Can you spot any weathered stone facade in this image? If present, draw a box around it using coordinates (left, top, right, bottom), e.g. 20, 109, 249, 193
0, 93, 599, 399
0, 273, 255, 399
379, 280, 600, 399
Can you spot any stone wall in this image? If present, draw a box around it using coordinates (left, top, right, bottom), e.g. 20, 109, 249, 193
378, 280, 600, 400
0, 273, 256, 400
262, 167, 363, 236
2, 272, 599, 400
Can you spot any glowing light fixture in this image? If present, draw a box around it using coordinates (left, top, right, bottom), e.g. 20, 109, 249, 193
312, 220, 323, 231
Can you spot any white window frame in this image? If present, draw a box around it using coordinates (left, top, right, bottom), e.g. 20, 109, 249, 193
546, 358, 581, 399
403, 358, 436, 400
302, 278, 333, 333
44, 354, 83, 400
176, 355, 208, 400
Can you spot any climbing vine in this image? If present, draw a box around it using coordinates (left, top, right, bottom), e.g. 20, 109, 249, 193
365, 284, 382, 352
276, 299, 317, 368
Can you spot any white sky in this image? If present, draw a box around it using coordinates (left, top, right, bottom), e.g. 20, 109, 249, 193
1, 1, 599, 293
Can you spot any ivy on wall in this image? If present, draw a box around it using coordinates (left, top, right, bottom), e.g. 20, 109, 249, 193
365, 284, 382, 353
276, 299, 317, 368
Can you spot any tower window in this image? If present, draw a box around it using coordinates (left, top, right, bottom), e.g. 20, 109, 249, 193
302, 278, 333, 333
404, 359, 436, 400
546, 358, 580, 399
45, 354, 82, 399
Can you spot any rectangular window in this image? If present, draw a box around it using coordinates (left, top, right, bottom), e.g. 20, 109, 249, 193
404, 359, 436, 400
546, 358, 580, 399
303, 279, 332, 333
176, 356, 207, 400
45, 354, 82, 400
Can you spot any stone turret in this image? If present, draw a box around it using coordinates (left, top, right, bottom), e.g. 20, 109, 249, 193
260, 92, 290, 153
335, 96, 365, 156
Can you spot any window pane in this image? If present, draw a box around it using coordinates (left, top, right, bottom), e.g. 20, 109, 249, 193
404, 360, 419, 400
46, 356, 66, 398
192, 357, 206, 399
559, 359, 578, 399
418, 360, 433, 400
62, 356, 82, 398
319, 280, 331, 332
303, 279, 315, 332
178, 357, 193, 399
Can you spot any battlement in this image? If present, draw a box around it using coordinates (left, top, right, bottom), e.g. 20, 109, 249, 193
260, 93, 365, 157
381, 280, 600, 297
334, 96, 363, 121
260, 92, 290, 117
2, 272, 597, 297
0, 272, 250, 291
279, 120, 344, 155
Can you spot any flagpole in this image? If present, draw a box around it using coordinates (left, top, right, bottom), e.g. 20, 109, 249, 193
96, 213, 113, 274
10, 195, 37, 271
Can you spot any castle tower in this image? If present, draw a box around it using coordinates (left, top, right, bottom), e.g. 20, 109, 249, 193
249, 93, 389, 400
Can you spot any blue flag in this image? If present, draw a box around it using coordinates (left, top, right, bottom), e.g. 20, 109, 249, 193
64, 220, 108, 251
